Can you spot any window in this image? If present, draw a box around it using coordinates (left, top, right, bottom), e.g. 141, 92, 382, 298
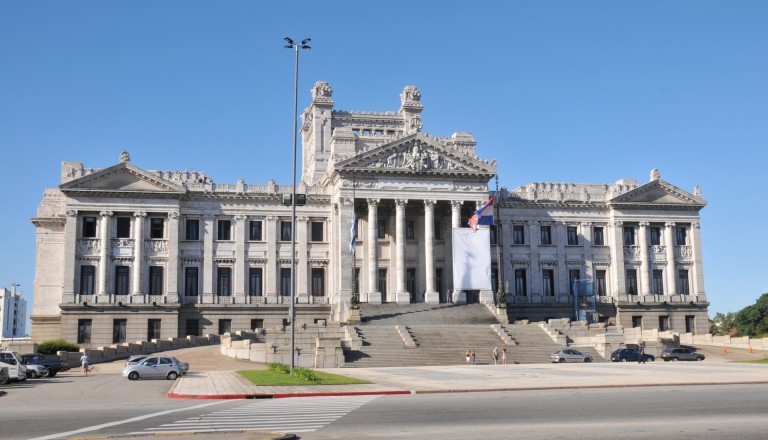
678, 269, 690, 295
147, 319, 161, 340
80, 265, 95, 295
249, 220, 263, 241
82, 216, 97, 238
249, 267, 263, 296
650, 226, 661, 246
652, 269, 664, 295
149, 266, 163, 295
217, 267, 231, 296
185, 319, 199, 337
659, 316, 670, 331
374, 129, 383, 135
218, 319, 231, 335
311, 221, 324, 242
378, 268, 387, 295
626, 269, 638, 295
406, 268, 416, 299
569, 269, 581, 296
150, 218, 164, 239
311, 268, 325, 296
186, 219, 200, 240
377, 219, 387, 239
491, 268, 499, 294
217, 219, 231, 240
280, 221, 292, 241
116, 217, 131, 238
490, 225, 497, 245
515, 269, 527, 296
676, 227, 687, 245
184, 267, 199, 296
595, 270, 606, 296
540, 226, 552, 245
77, 319, 92, 344
115, 266, 130, 295
406, 220, 415, 240
363, 129, 371, 135
542, 269, 554, 296
623, 226, 635, 245
513, 225, 525, 244
567, 226, 579, 246
632, 316, 642, 329
434, 220, 443, 240
251, 319, 264, 330
593, 227, 604, 246
112, 319, 127, 343
685, 316, 695, 333
435, 267, 443, 295
280, 268, 291, 296
354, 268, 361, 292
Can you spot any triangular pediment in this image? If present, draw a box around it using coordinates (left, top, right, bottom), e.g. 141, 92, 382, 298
335, 133, 496, 176
609, 180, 706, 208
60, 162, 187, 196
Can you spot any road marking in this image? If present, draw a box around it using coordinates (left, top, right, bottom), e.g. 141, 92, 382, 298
28, 401, 229, 440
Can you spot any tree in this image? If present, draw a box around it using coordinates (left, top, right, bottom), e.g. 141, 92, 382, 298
735, 293, 768, 337
711, 312, 738, 336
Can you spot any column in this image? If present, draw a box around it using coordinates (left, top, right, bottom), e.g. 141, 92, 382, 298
132, 211, 146, 297
664, 222, 677, 295
202, 214, 214, 303
62, 210, 78, 302
555, 222, 568, 298
337, 198, 356, 311
690, 221, 705, 297
424, 200, 439, 303
98, 211, 113, 296
447, 201, 463, 303
367, 199, 381, 304
297, 216, 309, 303
265, 216, 278, 301
582, 222, 594, 281
233, 215, 247, 303
167, 211, 180, 301
608, 221, 626, 296
450, 201, 462, 228
478, 200, 494, 304
394, 199, 410, 304
639, 221, 650, 296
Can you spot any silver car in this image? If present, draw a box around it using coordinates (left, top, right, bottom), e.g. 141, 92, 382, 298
25, 364, 49, 379
550, 348, 593, 363
122, 356, 189, 380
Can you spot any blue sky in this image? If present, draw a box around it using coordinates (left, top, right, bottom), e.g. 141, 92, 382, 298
1, 1, 766, 322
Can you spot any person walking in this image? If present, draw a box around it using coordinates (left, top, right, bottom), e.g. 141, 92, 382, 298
501, 347, 508, 365
80, 353, 91, 376
492, 346, 500, 365
466, 349, 471, 365
638, 344, 646, 364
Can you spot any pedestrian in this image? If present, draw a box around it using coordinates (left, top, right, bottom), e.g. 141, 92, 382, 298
466, 349, 471, 365
471, 350, 476, 365
638, 344, 646, 364
80, 353, 91, 376
446, 289, 452, 304
492, 346, 499, 365
501, 347, 508, 365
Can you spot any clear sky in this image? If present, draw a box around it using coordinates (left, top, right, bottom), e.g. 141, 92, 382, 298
1, 1, 766, 323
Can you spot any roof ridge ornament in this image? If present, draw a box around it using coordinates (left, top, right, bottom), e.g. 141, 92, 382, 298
650, 168, 660, 181
120, 151, 131, 163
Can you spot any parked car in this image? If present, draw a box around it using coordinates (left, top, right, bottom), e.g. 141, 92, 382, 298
124, 355, 149, 368
550, 349, 593, 363
0, 366, 9, 385
660, 348, 705, 362
122, 356, 189, 380
0, 351, 27, 382
21, 354, 67, 377
25, 364, 49, 379
611, 348, 655, 363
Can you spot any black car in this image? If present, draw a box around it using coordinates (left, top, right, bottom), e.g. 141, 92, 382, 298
660, 348, 705, 362
20, 354, 67, 377
610, 348, 655, 362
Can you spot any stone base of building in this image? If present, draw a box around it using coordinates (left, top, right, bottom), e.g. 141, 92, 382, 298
454, 290, 467, 304
29, 315, 62, 343
395, 291, 411, 305
367, 290, 382, 305
424, 290, 440, 304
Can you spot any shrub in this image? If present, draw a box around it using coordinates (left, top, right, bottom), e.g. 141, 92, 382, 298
38, 339, 80, 354
291, 367, 317, 382
268, 362, 291, 375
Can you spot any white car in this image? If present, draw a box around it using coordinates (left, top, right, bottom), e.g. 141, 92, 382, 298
122, 356, 189, 380
25, 364, 49, 379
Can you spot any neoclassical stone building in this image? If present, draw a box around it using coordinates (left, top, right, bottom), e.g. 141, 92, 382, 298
30, 82, 708, 347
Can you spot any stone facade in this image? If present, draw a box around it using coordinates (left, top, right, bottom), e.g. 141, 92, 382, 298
29, 83, 708, 347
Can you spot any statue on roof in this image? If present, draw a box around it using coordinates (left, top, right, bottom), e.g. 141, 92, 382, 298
120, 151, 131, 163
650, 168, 660, 181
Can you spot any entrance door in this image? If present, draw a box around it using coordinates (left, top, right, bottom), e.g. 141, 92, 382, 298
466, 290, 480, 304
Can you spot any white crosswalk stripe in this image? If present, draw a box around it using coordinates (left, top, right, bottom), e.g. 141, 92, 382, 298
130, 395, 380, 434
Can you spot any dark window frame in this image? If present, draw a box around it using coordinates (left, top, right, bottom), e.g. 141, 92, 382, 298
593, 227, 605, 246
310, 221, 324, 242
185, 219, 200, 241
184, 267, 199, 297
217, 219, 232, 241
77, 319, 92, 344
149, 266, 163, 295
116, 216, 131, 238
115, 266, 130, 295
82, 216, 97, 238
150, 217, 164, 239
217, 267, 232, 296
249, 220, 263, 241
80, 265, 95, 295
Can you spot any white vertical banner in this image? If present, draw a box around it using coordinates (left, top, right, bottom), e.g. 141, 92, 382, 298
452, 228, 492, 290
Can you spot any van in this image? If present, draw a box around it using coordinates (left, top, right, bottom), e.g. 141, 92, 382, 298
0, 351, 28, 382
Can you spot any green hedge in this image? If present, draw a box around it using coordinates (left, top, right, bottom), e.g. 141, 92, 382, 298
38, 339, 80, 354
266, 362, 317, 382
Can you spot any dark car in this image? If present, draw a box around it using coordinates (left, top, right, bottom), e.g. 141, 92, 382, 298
611, 348, 655, 362
660, 348, 705, 362
21, 354, 67, 377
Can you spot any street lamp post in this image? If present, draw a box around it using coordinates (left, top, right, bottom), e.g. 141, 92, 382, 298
284, 37, 310, 370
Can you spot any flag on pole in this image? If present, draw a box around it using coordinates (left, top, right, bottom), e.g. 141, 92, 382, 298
349, 215, 357, 255
468, 196, 494, 231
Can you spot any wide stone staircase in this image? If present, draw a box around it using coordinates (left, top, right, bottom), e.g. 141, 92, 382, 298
343, 303, 606, 367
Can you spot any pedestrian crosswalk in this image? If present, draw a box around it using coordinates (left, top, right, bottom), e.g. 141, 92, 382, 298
130, 395, 380, 435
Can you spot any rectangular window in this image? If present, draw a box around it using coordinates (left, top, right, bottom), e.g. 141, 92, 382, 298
491, 268, 499, 295
659, 316, 670, 331
678, 269, 690, 295
435, 267, 443, 295
249, 220, 263, 241
217, 219, 232, 241
377, 219, 387, 239
567, 226, 579, 246
378, 268, 387, 295
150, 217, 164, 239
623, 226, 635, 245
184, 267, 199, 297
281, 221, 292, 241
632, 316, 642, 329
354, 268, 361, 292
80, 265, 95, 295
652, 269, 664, 295
77, 319, 92, 344
406, 268, 416, 298
186, 219, 200, 240
116, 217, 131, 238
593, 227, 604, 246
311, 268, 325, 296
249, 267, 263, 296
112, 319, 127, 343
82, 216, 97, 238
626, 269, 638, 295
490, 225, 497, 245
147, 319, 161, 340
115, 266, 130, 295
676, 227, 687, 245
515, 269, 527, 296
149, 266, 163, 295
685, 316, 695, 333
650, 226, 662, 246
513, 225, 525, 244
251, 319, 264, 330
406, 220, 415, 240
185, 319, 199, 337
595, 270, 607, 296
217, 267, 231, 296
569, 269, 581, 296
540, 226, 552, 245
434, 220, 443, 240
542, 269, 554, 296
218, 319, 232, 335
311, 221, 324, 242
280, 268, 291, 296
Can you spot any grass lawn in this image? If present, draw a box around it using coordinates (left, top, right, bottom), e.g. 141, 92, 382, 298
738, 359, 768, 364
238, 369, 372, 386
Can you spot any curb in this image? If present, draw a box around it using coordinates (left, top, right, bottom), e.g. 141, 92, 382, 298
167, 389, 414, 399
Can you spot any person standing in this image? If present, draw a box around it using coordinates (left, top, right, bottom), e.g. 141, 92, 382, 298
471, 350, 476, 365
492, 346, 500, 365
80, 353, 91, 376
466, 349, 471, 365
638, 344, 646, 364
501, 347, 508, 365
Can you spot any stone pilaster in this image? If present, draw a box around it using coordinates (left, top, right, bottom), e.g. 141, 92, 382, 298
297, 216, 309, 303
664, 222, 677, 295
167, 211, 180, 300
609, 221, 626, 295
63, 210, 78, 301
233, 215, 247, 302
528, 220, 541, 297
366, 199, 381, 304
639, 222, 650, 295
337, 198, 355, 306
98, 211, 112, 296
132, 211, 146, 297
423, 200, 439, 303
394, 199, 410, 304
691, 221, 705, 296
265, 215, 278, 301
478, 200, 494, 305
447, 200, 463, 302
202, 214, 214, 303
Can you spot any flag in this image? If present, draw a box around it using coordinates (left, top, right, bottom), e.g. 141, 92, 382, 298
349, 215, 357, 255
468, 196, 494, 231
